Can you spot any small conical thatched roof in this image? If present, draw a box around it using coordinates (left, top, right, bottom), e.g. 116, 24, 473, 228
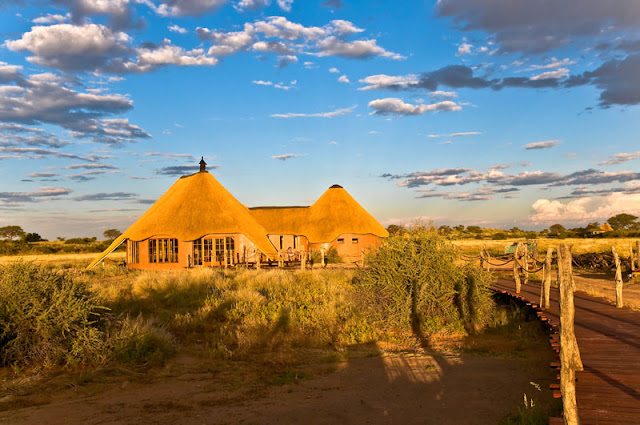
600, 222, 613, 232
250, 185, 388, 243
304, 185, 388, 243
88, 172, 277, 268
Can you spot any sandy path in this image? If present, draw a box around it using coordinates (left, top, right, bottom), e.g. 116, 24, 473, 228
1, 352, 552, 425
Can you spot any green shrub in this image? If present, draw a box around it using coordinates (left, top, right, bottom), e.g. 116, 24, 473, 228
0, 262, 107, 367
361, 225, 494, 338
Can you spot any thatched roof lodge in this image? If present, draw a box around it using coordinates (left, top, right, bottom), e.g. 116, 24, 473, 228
88, 160, 388, 270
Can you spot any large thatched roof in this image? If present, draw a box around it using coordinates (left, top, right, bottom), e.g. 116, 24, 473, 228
250, 184, 389, 243
88, 172, 277, 268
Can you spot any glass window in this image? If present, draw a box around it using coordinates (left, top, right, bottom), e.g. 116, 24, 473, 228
337, 238, 344, 243
352, 238, 359, 244
129, 240, 139, 263
193, 238, 202, 266
148, 238, 179, 263
215, 238, 224, 262
204, 239, 212, 263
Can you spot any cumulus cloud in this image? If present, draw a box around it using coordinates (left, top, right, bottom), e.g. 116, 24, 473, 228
272, 153, 306, 161
368, 98, 461, 116
0, 147, 105, 163
530, 68, 569, 80
271, 105, 356, 118
235, 0, 270, 11
6, 24, 132, 72
65, 163, 117, 170
168, 24, 188, 34
530, 193, 640, 224
316, 37, 404, 60
338, 75, 349, 83
197, 23, 255, 56
358, 74, 420, 91
32, 13, 69, 24
456, 43, 472, 55
524, 140, 559, 150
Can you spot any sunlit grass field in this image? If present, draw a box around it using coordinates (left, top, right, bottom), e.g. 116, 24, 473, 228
453, 237, 640, 255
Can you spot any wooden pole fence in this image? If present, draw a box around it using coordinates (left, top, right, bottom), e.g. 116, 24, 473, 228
541, 247, 552, 309
557, 244, 583, 425
612, 246, 623, 308
513, 242, 522, 294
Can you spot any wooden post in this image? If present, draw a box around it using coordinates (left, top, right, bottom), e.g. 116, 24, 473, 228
256, 250, 261, 270
533, 239, 539, 260
542, 248, 552, 309
522, 242, 529, 286
612, 246, 623, 308
513, 242, 522, 294
557, 244, 583, 425
223, 240, 228, 269
321, 247, 326, 268
301, 248, 306, 270
480, 249, 485, 271
630, 245, 636, 272
636, 241, 640, 273
278, 251, 283, 268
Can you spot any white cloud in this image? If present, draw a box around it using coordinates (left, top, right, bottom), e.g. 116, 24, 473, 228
328, 19, 364, 36
272, 153, 306, 160
338, 74, 349, 83
450, 131, 481, 137
198, 23, 256, 56
252, 80, 294, 90
456, 42, 473, 55
168, 24, 188, 34
32, 13, 69, 24
317, 37, 404, 60
524, 140, 560, 150
329, 141, 338, 145
368, 98, 461, 116
529, 57, 576, 70
531, 68, 569, 80
277, 0, 294, 11
132, 41, 218, 70
530, 194, 640, 224
271, 105, 356, 118
235, 0, 270, 11
598, 151, 640, 165
358, 74, 419, 90
329, 67, 339, 73
430, 90, 457, 98
6, 23, 131, 71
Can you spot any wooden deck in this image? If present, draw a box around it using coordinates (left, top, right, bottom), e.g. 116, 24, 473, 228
492, 278, 640, 425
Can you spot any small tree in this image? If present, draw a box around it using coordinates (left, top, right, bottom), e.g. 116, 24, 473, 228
607, 213, 639, 231
362, 225, 493, 339
466, 225, 482, 234
549, 224, 566, 235
23, 233, 46, 242
386, 224, 405, 236
0, 226, 25, 241
103, 229, 122, 240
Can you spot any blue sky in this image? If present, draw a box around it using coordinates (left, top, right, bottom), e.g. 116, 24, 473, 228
1, 0, 639, 239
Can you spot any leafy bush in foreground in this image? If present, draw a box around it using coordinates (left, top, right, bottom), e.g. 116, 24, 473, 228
0, 262, 106, 367
362, 225, 494, 337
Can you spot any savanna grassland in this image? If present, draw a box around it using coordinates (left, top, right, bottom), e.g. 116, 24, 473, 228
0, 230, 559, 425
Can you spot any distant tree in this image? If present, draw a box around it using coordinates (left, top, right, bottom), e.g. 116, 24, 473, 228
453, 225, 465, 231
386, 224, 405, 236
56, 236, 66, 241
549, 224, 565, 235
23, 233, 46, 242
103, 229, 122, 240
0, 225, 25, 241
509, 227, 522, 234
492, 232, 508, 240
438, 225, 452, 236
607, 213, 639, 231
466, 226, 482, 234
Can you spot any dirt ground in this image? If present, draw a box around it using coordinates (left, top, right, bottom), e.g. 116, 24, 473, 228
0, 343, 555, 425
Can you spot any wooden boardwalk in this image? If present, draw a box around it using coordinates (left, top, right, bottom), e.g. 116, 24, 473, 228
492, 278, 640, 425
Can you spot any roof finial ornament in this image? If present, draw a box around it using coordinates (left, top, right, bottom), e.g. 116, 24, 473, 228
199, 156, 206, 172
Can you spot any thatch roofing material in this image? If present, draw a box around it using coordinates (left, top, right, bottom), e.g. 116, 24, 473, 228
250, 185, 389, 243
600, 223, 614, 232
88, 172, 277, 268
